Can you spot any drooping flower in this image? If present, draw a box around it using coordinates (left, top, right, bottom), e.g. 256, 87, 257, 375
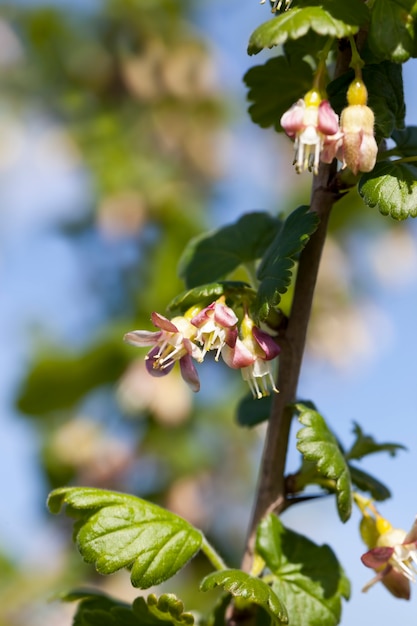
222, 313, 281, 399
338, 78, 378, 175
191, 298, 238, 360
355, 494, 417, 599
361, 518, 417, 599
280, 89, 339, 175
124, 312, 203, 392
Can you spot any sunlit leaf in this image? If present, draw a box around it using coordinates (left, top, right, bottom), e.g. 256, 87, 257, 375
248, 1, 369, 55
200, 569, 288, 625
256, 206, 318, 321
346, 422, 406, 460
359, 160, 417, 220
178, 212, 281, 288
167, 282, 253, 315
256, 515, 350, 626
48, 487, 203, 588
295, 404, 352, 522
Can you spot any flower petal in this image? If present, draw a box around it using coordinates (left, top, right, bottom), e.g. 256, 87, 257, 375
382, 567, 411, 600
151, 311, 179, 333
179, 354, 200, 392
361, 546, 394, 569
317, 100, 339, 135
124, 330, 162, 347
222, 338, 255, 369
145, 346, 175, 377
404, 517, 417, 544
252, 327, 281, 360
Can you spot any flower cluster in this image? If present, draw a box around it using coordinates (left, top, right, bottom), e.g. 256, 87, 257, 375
124, 299, 280, 399
281, 79, 378, 176
356, 495, 417, 599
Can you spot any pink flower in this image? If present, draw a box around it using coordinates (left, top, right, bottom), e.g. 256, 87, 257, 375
361, 518, 417, 599
280, 89, 339, 175
222, 314, 281, 399
191, 299, 238, 360
338, 79, 378, 175
124, 312, 203, 392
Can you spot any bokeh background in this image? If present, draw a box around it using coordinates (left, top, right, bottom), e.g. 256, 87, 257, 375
1, 1, 416, 625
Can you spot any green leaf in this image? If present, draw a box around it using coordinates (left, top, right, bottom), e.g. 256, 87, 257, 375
178, 212, 281, 288
256, 515, 350, 626
248, 1, 369, 55
236, 394, 272, 428
348, 465, 391, 501
244, 56, 314, 132
48, 487, 203, 588
167, 281, 253, 315
369, 0, 416, 63
358, 160, 417, 220
16, 339, 129, 416
256, 206, 319, 321
345, 422, 406, 460
64, 590, 194, 626
391, 126, 417, 157
327, 62, 405, 143
200, 569, 288, 625
295, 404, 352, 522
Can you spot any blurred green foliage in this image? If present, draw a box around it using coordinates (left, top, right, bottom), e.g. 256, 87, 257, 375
0, 2, 259, 624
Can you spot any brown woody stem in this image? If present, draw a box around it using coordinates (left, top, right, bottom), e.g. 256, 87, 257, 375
241, 162, 339, 573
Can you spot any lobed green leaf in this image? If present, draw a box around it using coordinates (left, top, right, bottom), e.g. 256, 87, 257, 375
167, 281, 253, 315
248, 1, 369, 55
346, 422, 406, 461
65, 590, 194, 626
369, 0, 417, 63
256, 515, 350, 626
48, 487, 203, 589
358, 160, 417, 220
200, 569, 288, 625
244, 56, 313, 132
256, 206, 319, 321
295, 404, 352, 522
178, 212, 281, 288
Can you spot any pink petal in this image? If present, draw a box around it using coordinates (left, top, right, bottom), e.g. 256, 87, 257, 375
124, 330, 162, 347
145, 346, 174, 377
151, 311, 179, 333
191, 304, 214, 327
252, 327, 281, 360
222, 339, 255, 369
280, 99, 306, 138
179, 354, 200, 392
361, 546, 394, 569
382, 567, 411, 599
225, 326, 238, 348
213, 302, 238, 327
317, 100, 339, 135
